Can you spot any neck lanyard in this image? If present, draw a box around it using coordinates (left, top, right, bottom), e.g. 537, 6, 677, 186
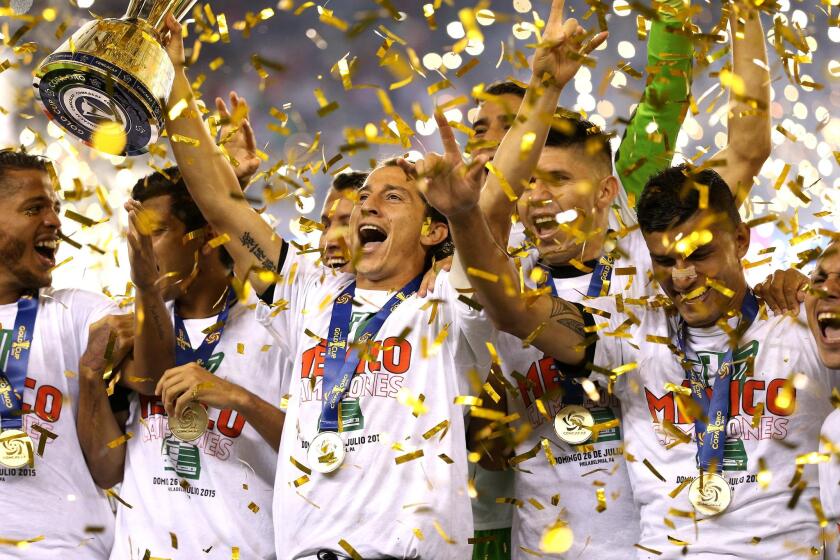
318, 275, 422, 433
539, 256, 613, 405
676, 291, 758, 473
0, 296, 39, 430
173, 290, 236, 367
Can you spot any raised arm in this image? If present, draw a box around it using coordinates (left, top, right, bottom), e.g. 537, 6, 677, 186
615, 0, 694, 203
420, 116, 588, 366
161, 15, 282, 294
118, 199, 175, 394
478, 0, 607, 244
708, 5, 771, 205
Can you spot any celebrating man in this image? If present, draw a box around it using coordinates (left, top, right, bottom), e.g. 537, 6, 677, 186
0, 150, 170, 558
110, 167, 288, 559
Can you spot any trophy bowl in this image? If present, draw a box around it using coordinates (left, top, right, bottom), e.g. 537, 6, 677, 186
32, 0, 199, 156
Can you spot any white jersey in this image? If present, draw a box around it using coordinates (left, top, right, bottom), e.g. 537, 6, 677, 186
111, 294, 287, 559
588, 297, 838, 559
0, 288, 118, 558
257, 250, 493, 559
821, 409, 840, 560
489, 229, 649, 557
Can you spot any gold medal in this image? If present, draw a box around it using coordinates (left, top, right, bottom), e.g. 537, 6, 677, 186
307, 432, 345, 474
167, 401, 208, 443
0, 429, 34, 468
688, 472, 731, 516
554, 405, 594, 445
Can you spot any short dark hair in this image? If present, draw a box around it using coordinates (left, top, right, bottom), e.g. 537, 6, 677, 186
0, 150, 49, 192
331, 170, 368, 192
545, 114, 614, 176
637, 164, 740, 234
483, 80, 526, 99
131, 167, 233, 269
372, 158, 453, 266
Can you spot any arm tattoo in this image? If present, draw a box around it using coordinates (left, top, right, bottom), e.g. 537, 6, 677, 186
240, 231, 277, 272
550, 297, 586, 338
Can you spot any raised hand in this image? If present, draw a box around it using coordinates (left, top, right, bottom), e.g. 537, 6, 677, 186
125, 199, 160, 292
416, 112, 490, 219
216, 92, 261, 185
531, 0, 609, 87
160, 13, 185, 68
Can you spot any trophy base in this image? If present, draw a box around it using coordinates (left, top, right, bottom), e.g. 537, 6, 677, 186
33, 19, 174, 156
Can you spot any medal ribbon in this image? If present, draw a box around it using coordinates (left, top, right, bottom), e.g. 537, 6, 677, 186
0, 295, 39, 430
173, 290, 236, 367
585, 253, 616, 297
676, 291, 758, 473
318, 275, 422, 433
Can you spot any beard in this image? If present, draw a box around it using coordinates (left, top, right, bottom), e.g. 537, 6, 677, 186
0, 230, 48, 291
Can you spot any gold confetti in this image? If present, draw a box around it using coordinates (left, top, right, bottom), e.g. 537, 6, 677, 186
395, 450, 424, 464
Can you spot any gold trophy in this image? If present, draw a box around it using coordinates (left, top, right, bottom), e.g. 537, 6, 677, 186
33, 0, 199, 156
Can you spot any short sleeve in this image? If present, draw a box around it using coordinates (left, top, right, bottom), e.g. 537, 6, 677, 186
60, 289, 121, 355
433, 271, 495, 373
255, 247, 350, 357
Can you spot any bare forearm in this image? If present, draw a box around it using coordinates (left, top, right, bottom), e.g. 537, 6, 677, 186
124, 287, 174, 394
449, 209, 586, 364
716, 10, 770, 202
77, 371, 126, 489
233, 387, 285, 450
165, 69, 281, 291
479, 79, 564, 243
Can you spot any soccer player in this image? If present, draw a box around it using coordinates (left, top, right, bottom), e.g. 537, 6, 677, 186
466, 3, 770, 557
159, 13, 498, 559
0, 150, 170, 558
433, 142, 837, 560
110, 169, 288, 559
804, 242, 840, 559
468, 2, 695, 554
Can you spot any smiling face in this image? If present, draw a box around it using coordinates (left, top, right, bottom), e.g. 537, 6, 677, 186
806, 242, 840, 368
0, 169, 62, 298
471, 93, 523, 159
516, 145, 616, 264
350, 165, 447, 289
319, 188, 354, 271
644, 210, 750, 328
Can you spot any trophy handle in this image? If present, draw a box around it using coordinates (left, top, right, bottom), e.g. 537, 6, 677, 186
122, 0, 200, 35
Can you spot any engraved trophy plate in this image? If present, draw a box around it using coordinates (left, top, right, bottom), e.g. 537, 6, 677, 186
33, 1, 199, 156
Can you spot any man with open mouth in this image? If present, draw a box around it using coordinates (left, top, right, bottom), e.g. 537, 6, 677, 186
804, 242, 840, 558
0, 150, 172, 558
462, 0, 773, 557
159, 13, 497, 559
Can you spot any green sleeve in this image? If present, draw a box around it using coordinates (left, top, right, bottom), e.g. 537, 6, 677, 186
614, 4, 694, 204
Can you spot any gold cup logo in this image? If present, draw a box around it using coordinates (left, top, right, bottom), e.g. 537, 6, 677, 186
33, 0, 200, 156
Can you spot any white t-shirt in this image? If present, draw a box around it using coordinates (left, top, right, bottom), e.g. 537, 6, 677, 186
821, 409, 840, 560
589, 297, 838, 559
0, 288, 118, 558
256, 250, 493, 559
111, 294, 287, 559
485, 229, 649, 557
